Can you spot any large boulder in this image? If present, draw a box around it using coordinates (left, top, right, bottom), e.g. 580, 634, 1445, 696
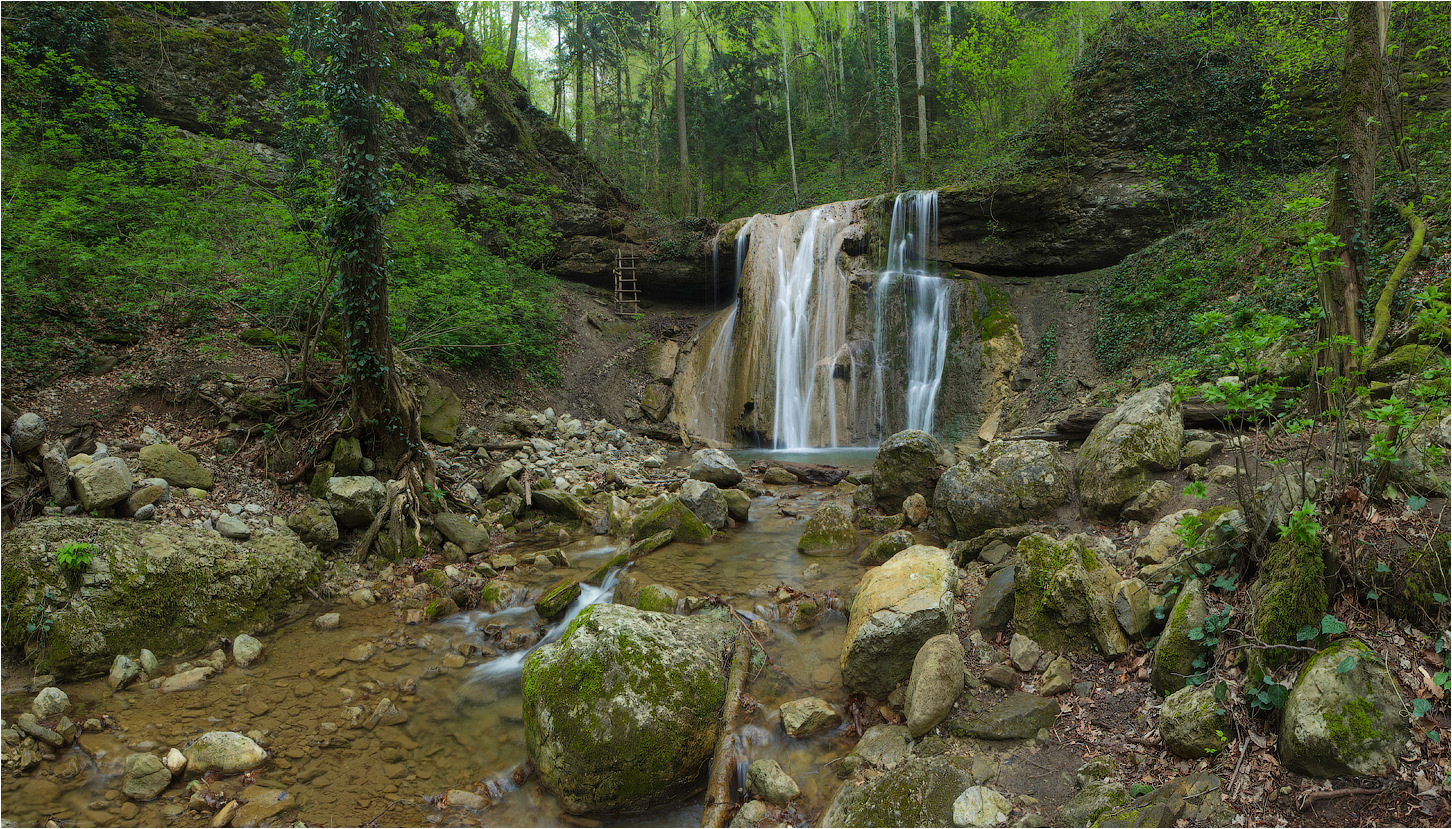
796, 503, 857, 556
819, 757, 973, 828
183, 731, 268, 774
904, 633, 965, 737
73, 458, 134, 511
123, 753, 172, 800
1, 517, 322, 677
326, 476, 387, 529
418, 380, 463, 444
1158, 684, 1231, 759
1280, 639, 1411, 778
871, 430, 946, 512
522, 603, 734, 814
934, 440, 1071, 540
10, 412, 46, 454
433, 513, 489, 556
1248, 535, 1329, 673
841, 545, 956, 698
687, 448, 743, 488
1076, 384, 1182, 519
677, 479, 728, 530
138, 444, 214, 490
1150, 580, 1209, 696
286, 502, 339, 551
630, 497, 713, 544
1013, 534, 1128, 658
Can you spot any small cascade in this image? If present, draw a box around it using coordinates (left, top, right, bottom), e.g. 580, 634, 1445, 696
464, 566, 621, 687
874, 191, 952, 436
770, 208, 840, 449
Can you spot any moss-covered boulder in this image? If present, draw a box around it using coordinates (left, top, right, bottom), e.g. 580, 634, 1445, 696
636, 583, 682, 613
330, 437, 363, 476
531, 488, 599, 524
286, 501, 338, 551
1362, 534, 1450, 624
818, 756, 972, 828
1369, 343, 1438, 380
946, 692, 1059, 740
934, 440, 1070, 540
1076, 384, 1181, 519
535, 578, 581, 619
522, 604, 734, 814
1249, 535, 1328, 673
1, 517, 322, 677
872, 430, 947, 512
860, 529, 916, 566
797, 503, 858, 556
1150, 580, 1209, 696
433, 513, 489, 556
418, 380, 463, 444
1158, 684, 1230, 759
721, 488, 751, 522
630, 497, 713, 544
677, 480, 727, 530
1391, 426, 1451, 497
1280, 639, 1410, 778
1013, 534, 1128, 658
1090, 772, 1232, 827
641, 383, 673, 422
841, 545, 955, 698
138, 444, 214, 490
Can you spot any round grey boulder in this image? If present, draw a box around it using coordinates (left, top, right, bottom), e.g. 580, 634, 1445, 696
872, 430, 946, 512
688, 448, 743, 487
123, 752, 172, 800
32, 686, 68, 718
10, 413, 45, 454
183, 731, 268, 774
678, 479, 728, 530
1280, 639, 1411, 778
933, 441, 1070, 540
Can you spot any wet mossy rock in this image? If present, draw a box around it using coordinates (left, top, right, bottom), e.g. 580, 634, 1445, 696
842, 545, 956, 699
138, 444, 214, 490
1150, 579, 1209, 696
1090, 772, 1233, 828
933, 440, 1071, 540
1362, 535, 1451, 625
1249, 534, 1328, 673
630, 497, 713, 544
818, 756, 973, 828
1280, 639, 1411, 779
1158, 684, 1231, 759
860, 529, 916, 566
872, 430, 947, 512
521, 604, 734, 815
0, 517, 321, 678
1012, 534, 1128, 658
797, 503, 857, 556
1368, 343, 1438, 381
417, 380, 463, 444
1076, 384, 1182, 519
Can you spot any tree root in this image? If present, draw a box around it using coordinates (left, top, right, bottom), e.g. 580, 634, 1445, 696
1361, 203, 1426, 374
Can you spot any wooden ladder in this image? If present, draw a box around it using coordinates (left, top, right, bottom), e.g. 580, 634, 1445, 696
614, 248, 639, 316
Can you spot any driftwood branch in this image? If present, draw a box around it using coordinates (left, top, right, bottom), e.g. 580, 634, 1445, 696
1297, 787, 1384, 810
766, 460, 849, 486
701, 632, 752, 828
1017, 392, 1303, 441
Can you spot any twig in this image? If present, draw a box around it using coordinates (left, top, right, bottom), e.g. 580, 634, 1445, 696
1296, 787, 1383, 811
366, 796, 415, 826
1227, 736, 1252, 799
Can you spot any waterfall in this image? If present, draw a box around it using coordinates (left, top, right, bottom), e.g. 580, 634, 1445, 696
769, 209, 842, 449
874, 191, 951, 436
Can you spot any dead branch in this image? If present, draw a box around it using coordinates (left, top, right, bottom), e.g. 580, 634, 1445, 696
700, 632, 751, 828
1297, 787, 1384, 811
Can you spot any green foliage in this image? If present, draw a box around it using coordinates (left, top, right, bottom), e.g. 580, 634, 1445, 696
55, 542, 95, 573
1282, 499, 1321, 549
1248, 675, 1289, 713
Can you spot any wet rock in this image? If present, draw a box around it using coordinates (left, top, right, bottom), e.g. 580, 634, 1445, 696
123, 752, 171, 800
363, 698, 406, 729
947, 692, 1059, 740
139, 443, 214, 490
721, 488, 751, 523
903, 493, 930, 525
934, 441, 1071, 540
820, 756, 972, 828
1159, 684, 1230, 759
314, 613, 340, 631
731, 800, 768, 827
163, 748, 187, 776
955, 785, 1013, 827
33, 686, 68, 718
842, 545, 956, 698
522, 603, 735, 814
1038, 656, 1072, 696
216, 515, 251, 540
286, 501, 339, 550
434, 513, 489, 555
139, 649, 159, 674
73, 458, 133, 511
688, 448, 743, 488
233, 785, 294, 826
763, 466, 797, 485
535, 578, 581, 619
1113, 579, 1158, 640
161, 667, 214, 693
1076, 384, 1182, 519
631, 497, 713, 544
746, 759, 799, 805
1151, 580, 1208, 696
1009, 634, 1042, 672
232, 634, 263, 667
678, 479, 728, 530
872, 430, 947, 512
444, 789, 485, 810
970, 566, 1016, 632
797, 503, 857, 556
16, 713, 64, 747
1280, 639, 1410, 778
326, 476, 386, 529
860, 529, 916, 566
905, 634, 965, 737
779, 697, 842, 738
1013, 534, 1128, 658
109, 655, 141, 691
185, 732, 267, 774
11, 412, 45, 453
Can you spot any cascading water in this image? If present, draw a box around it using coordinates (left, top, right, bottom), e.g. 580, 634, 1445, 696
874, 191, 952, 436
770, 208, 841, 448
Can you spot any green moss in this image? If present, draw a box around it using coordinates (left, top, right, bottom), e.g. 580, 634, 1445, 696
1325, 695, 1378, 762
1252, 535, 1328, 670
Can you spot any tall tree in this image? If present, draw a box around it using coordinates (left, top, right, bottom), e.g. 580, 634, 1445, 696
911, 0, 928, 182
673, 0, 690, 216
575, 2, 586, 146
506, 1, 521, 73
780, 0, 799, 205
1313, 0, 1387, 402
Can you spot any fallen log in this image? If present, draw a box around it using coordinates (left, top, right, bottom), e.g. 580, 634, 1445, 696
1043, 391, 1301, 438
700, 632, 752, 828
766, 460, 849, 486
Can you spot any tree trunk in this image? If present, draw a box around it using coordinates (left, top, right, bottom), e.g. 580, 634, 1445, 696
505, 0, 520, 73
911, 0, 928, 183
673, 0, 690, 217
332, 2, 423, 461
886, 1, 904, 187
1312, 0, 1385, 406
780, 1, 799, 207
575, 2, 585, 147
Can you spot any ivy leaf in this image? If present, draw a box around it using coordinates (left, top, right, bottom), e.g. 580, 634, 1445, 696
1367, 590, 1380, 601
1212, 574, 1238, 591
1433, 593, 1448, 604
1296, 624, 1319, 642
1187, 627, 1206, 641
1411, 698, 1433, 718
1336, 656, 1357, 675
1320, 615, 1347, 636
1194, 562, 1213, 576
1406, 495, 1428, 512
1374, 562, 1391, 574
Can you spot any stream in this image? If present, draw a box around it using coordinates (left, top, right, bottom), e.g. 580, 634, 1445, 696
1, 455, 898, 827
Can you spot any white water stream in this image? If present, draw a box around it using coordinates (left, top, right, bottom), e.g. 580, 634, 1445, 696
875, 191, 952, 435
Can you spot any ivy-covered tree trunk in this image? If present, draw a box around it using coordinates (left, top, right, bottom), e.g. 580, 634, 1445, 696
330, 1, 423, 462
1312, 0, 1385, 405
